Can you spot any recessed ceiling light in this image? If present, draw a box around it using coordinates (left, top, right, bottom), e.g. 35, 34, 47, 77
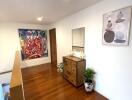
37, 16, 43, 21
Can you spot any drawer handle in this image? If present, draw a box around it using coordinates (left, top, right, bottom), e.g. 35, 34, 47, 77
65, 74, 69, 78
64, 61, 67, 65
66, 70, 71, 75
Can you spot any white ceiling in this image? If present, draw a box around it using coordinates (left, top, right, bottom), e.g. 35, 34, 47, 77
0, 0, 102, 25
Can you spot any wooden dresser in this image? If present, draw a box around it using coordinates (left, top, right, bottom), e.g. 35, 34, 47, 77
63, 56, 86, 87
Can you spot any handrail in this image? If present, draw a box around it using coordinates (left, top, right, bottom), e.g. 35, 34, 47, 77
10, 51, 25, 100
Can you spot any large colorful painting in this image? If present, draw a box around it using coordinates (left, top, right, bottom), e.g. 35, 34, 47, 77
19, 29, 48, 60
102, 7, 131, 45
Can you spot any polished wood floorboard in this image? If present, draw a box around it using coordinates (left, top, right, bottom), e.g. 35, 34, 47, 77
22, 63, 108, 100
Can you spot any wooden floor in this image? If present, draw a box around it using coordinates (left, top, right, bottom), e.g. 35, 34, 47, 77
22, 63, 108, 100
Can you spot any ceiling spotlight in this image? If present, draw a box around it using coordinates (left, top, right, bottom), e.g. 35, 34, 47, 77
37, 17, 43, 21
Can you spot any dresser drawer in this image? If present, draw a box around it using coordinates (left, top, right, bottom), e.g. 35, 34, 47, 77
63, 69, 76, 85
64, 58, 76, 69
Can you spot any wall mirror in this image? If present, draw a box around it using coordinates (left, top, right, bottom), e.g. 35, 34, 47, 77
72, 27, 85, 58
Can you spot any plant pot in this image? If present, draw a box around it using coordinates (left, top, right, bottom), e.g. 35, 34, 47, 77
84, 79, 95, 92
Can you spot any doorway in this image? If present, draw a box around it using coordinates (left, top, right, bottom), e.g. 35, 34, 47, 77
49, 28, 57, 67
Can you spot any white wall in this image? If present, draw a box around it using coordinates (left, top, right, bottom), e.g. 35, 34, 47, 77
52, 0, 132, 100
0, 22, 51, 83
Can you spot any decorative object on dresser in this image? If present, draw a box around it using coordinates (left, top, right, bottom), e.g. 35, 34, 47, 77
84, 68, 96, 92
63, 55, 86, 87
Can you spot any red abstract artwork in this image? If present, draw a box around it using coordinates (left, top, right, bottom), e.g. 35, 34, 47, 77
19, 29, 48, 60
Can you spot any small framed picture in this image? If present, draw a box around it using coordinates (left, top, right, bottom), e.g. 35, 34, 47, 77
102, 7, 131, 46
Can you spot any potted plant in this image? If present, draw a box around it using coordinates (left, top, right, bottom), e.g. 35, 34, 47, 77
84, 68, 96, 92
57, 62, 64, 72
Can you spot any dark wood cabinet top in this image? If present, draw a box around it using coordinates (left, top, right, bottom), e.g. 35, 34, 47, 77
63, 55, 85, 62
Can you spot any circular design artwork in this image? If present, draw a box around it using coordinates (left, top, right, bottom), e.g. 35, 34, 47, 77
104, 31, 115, 43
114, 31, 126, 43
115, 31, 124, 40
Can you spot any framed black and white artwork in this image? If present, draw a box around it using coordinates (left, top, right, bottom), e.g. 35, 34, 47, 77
102, 7, 131, 46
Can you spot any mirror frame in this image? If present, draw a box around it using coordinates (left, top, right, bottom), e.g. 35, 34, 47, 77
72, 27, 85, 52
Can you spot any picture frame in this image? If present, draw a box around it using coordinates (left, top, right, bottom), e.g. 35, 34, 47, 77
18, 29, 48, 60
102, 6, 132, 46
